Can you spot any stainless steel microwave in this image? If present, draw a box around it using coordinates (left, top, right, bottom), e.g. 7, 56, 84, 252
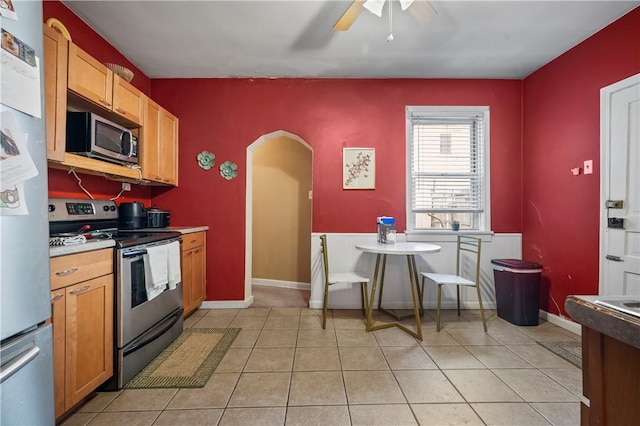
65, 112, 138, 165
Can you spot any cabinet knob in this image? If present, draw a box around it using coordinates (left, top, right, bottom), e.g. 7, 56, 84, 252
115, 107, 127, 115
98, 99, 111, 107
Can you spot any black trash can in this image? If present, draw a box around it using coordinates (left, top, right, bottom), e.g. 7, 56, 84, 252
491, 259, 543, 326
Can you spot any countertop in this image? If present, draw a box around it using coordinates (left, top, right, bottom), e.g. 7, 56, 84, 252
565, 295, 640, 350
49, 226, 208, 257
50, 239, 116, 258
132, 226, 209, 234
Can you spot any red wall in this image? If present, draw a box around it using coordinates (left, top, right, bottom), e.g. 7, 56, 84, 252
48, 0, 639, 307
522, 8, 640, 315
150, 79, 523, 301
44, 0, 152, 205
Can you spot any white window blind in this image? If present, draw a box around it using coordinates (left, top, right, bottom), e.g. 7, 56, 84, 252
407, 107, 488, 230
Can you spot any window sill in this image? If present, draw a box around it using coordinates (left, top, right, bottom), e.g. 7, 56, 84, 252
405, 230, 495, 243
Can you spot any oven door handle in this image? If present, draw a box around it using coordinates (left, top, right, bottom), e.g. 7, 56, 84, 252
123, 249, 148, 258
122, 309, 182, 356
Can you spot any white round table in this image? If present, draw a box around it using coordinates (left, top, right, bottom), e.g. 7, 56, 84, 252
356, 242, 441, 341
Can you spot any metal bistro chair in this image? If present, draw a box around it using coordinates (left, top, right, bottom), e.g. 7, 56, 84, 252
420, 235, 487, 332
319, 234, 369, 329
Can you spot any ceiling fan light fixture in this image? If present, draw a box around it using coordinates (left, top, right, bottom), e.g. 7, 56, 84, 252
363, 0, 385, 17
399, 0, 415, 11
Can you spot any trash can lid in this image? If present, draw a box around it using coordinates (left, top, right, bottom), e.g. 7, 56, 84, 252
491, 258, 543, 270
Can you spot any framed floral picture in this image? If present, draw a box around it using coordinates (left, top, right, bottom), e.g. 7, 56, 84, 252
343, 148, 375, 189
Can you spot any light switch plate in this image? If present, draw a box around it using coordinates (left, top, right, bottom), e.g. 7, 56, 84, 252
584, 160, 593, 175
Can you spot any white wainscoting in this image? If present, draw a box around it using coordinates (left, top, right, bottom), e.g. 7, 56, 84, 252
311, 232, 522, 310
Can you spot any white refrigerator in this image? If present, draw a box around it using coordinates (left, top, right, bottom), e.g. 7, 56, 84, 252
0, 0, 55, 424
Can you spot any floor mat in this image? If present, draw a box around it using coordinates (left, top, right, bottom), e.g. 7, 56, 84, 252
537, 340, 582, 368
125, 327, 241, 388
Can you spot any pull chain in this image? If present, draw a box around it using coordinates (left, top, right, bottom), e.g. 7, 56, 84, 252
387, 0, 394, 41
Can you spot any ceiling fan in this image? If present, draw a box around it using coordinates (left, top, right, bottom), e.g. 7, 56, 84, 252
333, 0, 437, 32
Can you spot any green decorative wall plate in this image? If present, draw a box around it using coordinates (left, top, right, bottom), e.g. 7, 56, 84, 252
197, 151, 215, 170
220, 161, 238, 180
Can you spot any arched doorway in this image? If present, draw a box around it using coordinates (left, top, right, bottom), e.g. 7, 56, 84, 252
245, 131, 313, 305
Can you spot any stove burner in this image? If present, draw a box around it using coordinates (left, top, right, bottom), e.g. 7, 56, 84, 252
48, 198, 180, 249
113, 231, 182, 248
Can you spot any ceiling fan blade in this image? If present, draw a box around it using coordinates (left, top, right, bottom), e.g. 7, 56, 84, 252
408, 0, 437, 24
333, 0, 366, 31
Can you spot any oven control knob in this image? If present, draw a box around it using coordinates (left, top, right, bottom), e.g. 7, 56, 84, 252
103, 205, 110, 212
110, 205, 116, 211
48, 204, 55, 212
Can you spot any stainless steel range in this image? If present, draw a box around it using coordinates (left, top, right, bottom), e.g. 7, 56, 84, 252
48, 198, 184, 389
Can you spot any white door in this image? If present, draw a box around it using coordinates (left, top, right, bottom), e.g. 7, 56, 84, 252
600, 74, 640, 296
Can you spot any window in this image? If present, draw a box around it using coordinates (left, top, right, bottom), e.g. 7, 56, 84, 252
406, 106, 490, 231
440, 133, 452, 155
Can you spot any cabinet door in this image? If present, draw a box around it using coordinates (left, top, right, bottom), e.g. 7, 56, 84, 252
68, 43, 113, 110
112, 74, 143, 126
182, 248, 194, 316
191, 246, 206, 307
141, 97, 161, 182
65, 275, 114, 408
159, 108, 179, 186
43, 24, 68, 162
50, 289, 66, 419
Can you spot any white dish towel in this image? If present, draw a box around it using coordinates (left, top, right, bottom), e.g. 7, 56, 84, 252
144, 244, 169, 301
167, 241, 182, 290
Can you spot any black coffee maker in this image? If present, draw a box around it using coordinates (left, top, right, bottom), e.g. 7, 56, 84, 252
118, 201, 147, 229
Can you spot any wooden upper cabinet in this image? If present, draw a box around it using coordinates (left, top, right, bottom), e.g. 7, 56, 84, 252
159, 108, 178, 186
43, 24, 68, 162
141, 96, 161, 182
112, 74, 144, 125
67, 43, 142, 126
140, 97, 178, 186
68, 43, 113, 110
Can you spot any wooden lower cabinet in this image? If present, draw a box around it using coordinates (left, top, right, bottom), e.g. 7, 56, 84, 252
50, 249, 114, 420
182, 232, 206, 317
50, 288, 66, 418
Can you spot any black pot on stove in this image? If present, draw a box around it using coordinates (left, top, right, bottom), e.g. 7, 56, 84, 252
147, 208, 170, 228
118, 201, 147, 230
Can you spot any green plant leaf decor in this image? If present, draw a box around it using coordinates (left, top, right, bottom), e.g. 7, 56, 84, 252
220, 161, 238, 180
197, 151, 215, 170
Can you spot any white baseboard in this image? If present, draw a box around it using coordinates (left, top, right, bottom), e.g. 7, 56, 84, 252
253, 278, 310, 290
201, 295, 253, 309
540, 310, 582, 336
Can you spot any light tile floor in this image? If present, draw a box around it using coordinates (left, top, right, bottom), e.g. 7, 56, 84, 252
61, 308, 582, 425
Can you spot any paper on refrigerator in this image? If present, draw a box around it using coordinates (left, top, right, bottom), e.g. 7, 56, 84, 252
1, 28, 41, 118
1, 110, 38, 190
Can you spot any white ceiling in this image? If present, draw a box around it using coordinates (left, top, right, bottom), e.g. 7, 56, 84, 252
62, 0, 639, 79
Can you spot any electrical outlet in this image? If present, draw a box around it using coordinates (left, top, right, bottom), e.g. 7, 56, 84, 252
584, 160, 593, 175
122, 182, 131, 191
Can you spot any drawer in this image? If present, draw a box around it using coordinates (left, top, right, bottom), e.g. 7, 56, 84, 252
182, 232, 205, 251
50, 248, 113, 290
